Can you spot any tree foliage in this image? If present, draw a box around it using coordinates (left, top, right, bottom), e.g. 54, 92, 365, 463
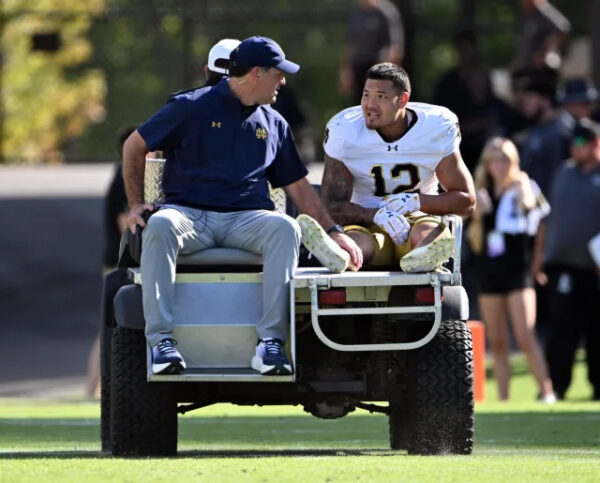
1, 0, 590, 164
2, 0, 106, 163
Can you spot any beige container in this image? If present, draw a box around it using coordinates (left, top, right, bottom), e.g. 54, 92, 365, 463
144, 158, 165, 204
269, 184, 286, 214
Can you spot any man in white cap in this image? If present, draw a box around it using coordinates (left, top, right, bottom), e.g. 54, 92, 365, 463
205, 38, 241, 86
166, 38, 241, 99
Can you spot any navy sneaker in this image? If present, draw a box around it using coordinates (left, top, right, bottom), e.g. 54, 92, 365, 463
251, 338, 293, 375
151, 338, 186, 375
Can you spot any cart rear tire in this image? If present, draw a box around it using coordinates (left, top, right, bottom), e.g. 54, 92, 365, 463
399, 320, 474, 455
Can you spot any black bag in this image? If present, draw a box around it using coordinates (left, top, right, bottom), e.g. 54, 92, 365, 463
117, 209, 155, 267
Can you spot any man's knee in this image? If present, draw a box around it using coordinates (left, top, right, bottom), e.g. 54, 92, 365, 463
142, 213, 179, 245
271, 215, 301, 245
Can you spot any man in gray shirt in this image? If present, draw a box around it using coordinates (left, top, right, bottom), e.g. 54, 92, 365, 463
534, 118, 600, 400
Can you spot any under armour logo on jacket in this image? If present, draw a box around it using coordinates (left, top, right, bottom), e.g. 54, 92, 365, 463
387, 145, 398, 151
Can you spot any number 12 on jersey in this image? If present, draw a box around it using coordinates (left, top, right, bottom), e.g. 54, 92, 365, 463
370, 163, 420, 196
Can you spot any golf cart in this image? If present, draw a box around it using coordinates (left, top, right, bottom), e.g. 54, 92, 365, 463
100, 158, 474, 456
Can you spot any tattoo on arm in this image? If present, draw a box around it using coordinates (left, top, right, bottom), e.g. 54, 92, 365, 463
322, 157, 352, 205
322, 156, 377, 226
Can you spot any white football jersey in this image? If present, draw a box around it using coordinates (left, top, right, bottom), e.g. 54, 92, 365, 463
323, 103, 461, 209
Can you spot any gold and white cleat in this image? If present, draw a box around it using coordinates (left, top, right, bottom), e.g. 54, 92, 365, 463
297, 214, 349, 273
400, 223, 454, 273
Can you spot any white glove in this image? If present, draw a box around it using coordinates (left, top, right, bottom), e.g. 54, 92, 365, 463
379, 192, 420, 215
373, 207, 411, 245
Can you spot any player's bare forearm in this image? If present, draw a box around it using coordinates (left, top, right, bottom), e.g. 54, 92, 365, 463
322, 156, 377, 226
419, 191, 475, 217
328, 201, 378, 226
428, 152, 476, 217
122, 130, 149, 208
284, 178, 336, 230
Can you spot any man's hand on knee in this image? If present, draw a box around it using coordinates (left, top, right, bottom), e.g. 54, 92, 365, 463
126, 203, 155, 234
330, 232, 363, 270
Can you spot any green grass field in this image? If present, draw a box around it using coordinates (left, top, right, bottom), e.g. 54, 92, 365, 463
1, 356, 599, 482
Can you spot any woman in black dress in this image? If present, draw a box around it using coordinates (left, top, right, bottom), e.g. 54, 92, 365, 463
469, 137, 555, 402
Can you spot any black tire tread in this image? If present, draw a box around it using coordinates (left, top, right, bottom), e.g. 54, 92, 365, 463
100, 318, 113, 453
391, 320, 474, 455
110, 327, 178, 456
100, 374, 111, 452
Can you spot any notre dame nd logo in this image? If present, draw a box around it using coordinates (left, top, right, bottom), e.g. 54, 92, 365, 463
255, 127, 267, 139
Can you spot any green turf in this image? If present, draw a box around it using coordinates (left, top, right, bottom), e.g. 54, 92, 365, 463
1, 357, 599, 482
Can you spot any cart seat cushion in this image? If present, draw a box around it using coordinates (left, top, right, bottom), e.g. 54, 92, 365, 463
177, 248, 262, 266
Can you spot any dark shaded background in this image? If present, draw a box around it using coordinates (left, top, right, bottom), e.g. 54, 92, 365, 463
0, 166, 112, 395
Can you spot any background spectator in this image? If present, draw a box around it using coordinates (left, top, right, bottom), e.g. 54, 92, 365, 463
534, 118, 600, 400
556, 77, 598, 121
520, 77, 598, 197
469, 137, 555, 402
432, 30, 505, 173
85, 125, 135, 398
205, 38, 241, 86
515, 0, 571, 71
507, 68, 558, 151
101, 126, 136, 269
273, 85, 315, 164
338, 0, 404, 104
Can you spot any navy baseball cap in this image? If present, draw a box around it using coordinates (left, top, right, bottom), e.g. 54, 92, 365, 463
230, 36, 300, 74
557, 78, 598, 105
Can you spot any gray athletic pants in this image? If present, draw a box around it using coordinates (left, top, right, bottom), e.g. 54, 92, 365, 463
141, 204, 301, 347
